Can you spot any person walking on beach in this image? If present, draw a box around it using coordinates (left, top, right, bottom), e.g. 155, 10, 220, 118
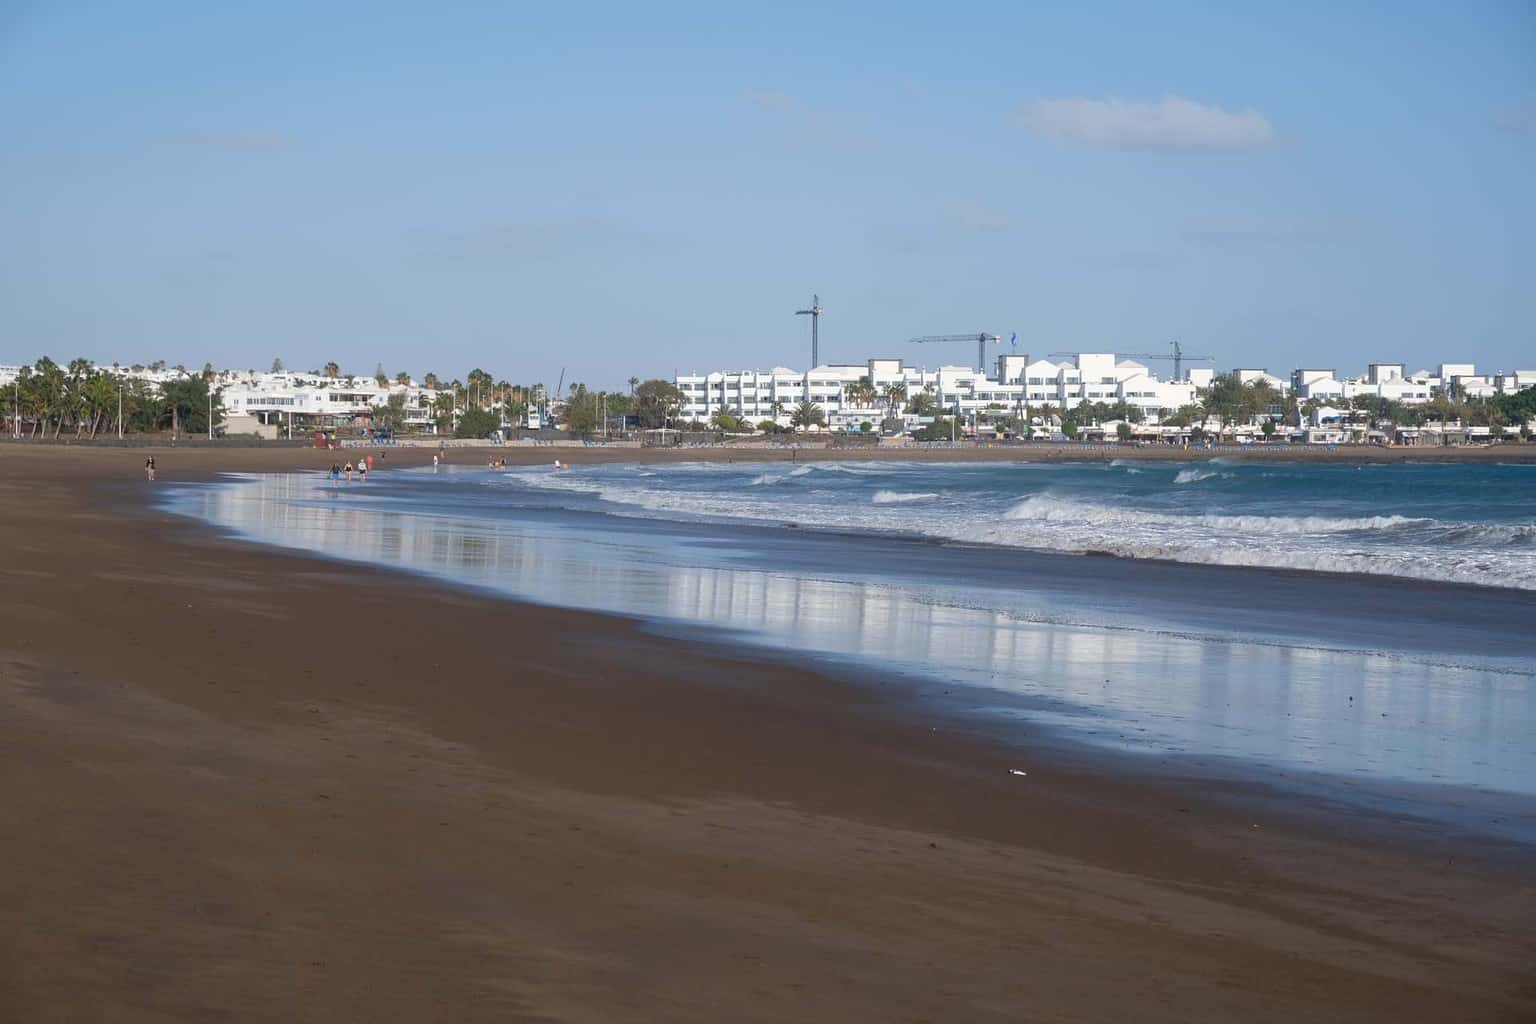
329, 462, 341, 486
344, 460, 354, 483
358, 458, 368, 482
144, 456, 156, 481
432, 452, 440, 471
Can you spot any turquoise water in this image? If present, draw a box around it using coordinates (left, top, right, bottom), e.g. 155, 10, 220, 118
172, 460, 1536, 839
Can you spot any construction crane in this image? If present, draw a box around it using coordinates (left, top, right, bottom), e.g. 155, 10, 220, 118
795, 295, 824, 368
1047, 341, 1213, 381
908, 334, 1002, 374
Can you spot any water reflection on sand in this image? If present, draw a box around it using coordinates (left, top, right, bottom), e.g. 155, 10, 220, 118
176, 473, 1536, 818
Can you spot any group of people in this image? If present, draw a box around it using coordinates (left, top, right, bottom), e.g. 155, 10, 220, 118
329, 453, 377, 485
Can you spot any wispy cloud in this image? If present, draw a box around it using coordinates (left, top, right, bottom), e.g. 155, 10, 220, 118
868, 198, 1016, 251
742, 88, 876, 152
1012, 96, 1275, 151
173, 132, 293, 153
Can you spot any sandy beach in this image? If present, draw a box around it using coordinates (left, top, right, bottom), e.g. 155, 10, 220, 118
2, 443, 1533, 1022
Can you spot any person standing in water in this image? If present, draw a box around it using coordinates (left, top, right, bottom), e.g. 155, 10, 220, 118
344, 460, 354, 483
144, 456, 156, 481
329, 462, 341, 486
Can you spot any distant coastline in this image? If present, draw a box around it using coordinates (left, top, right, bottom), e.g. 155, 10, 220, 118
3, 434, 1535, 464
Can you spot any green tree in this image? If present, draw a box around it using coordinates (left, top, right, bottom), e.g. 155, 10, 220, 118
845, 377, 877, 408
372, 393, 409, 433
790, 400, 826, 432
905, 387, 937, 416
914, 416, 956, 442
634, 379, 685, 428
1115, 422, 1133, 441
454, 407, 500, 438
564, 390, 603, 435
159, 376, 224, 436
711, 406, 741, 432
1494, 385, 1536, 426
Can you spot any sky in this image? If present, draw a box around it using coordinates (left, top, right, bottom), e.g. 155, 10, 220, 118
2, 1, 1533, 388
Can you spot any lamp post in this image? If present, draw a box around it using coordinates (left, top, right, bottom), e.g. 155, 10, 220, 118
117, 381, 124, 440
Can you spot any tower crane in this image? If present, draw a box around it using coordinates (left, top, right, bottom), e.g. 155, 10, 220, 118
1047, 341, 1213, 381
795, 295, 824, 369
908, 334, 1002, 374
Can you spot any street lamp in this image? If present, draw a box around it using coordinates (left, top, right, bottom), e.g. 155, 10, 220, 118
117, 381, 124, 440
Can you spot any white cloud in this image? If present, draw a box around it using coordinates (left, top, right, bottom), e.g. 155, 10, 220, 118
1012, 96, 1275, 151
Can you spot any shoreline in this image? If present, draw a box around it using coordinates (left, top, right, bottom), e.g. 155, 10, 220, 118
4, 433, 1536, 466
3, 445, 1534, 1020
177, 465, 1536, 844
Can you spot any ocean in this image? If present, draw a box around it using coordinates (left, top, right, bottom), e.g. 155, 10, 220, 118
497, 458, 1536, 591
172, 458, 1536, 840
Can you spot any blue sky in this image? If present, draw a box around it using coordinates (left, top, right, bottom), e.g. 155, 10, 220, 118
2, 1, 1532, 387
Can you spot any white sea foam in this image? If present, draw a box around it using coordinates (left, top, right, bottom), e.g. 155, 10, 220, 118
1173, 466, 1228, 484
492, 462, 1536, 589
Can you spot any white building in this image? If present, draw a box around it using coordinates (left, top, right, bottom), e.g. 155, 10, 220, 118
219, 371, 443, 436
676, 352, 1206, 431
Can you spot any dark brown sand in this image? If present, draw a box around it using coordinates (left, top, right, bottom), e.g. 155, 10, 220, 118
1, 443, 1533, 1022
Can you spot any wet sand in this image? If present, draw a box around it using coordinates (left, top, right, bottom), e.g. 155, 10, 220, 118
1, 444, 1533, 1022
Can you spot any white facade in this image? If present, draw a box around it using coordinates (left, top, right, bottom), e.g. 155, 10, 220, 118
219, 371, 443, 432
677, 353, 1206, 429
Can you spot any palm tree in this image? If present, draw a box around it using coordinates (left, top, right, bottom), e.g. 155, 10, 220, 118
324, 361, 340, 379
395, 371, 411, 386
423, 372, 440, 390
711, 405, 739, 431
32, 358, 66, 438
883, 383, 907, 419
790, 400, 825, 433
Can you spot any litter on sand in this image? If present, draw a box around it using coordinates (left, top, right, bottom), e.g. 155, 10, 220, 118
1009, 769, 1028, 777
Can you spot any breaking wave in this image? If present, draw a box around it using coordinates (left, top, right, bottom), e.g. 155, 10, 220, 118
490, 461, 1536, 590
